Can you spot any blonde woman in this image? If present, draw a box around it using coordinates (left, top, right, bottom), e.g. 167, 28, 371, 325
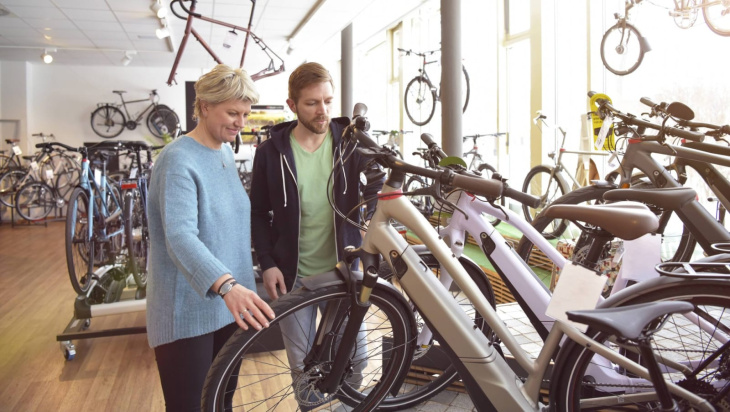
147, 64, 275, 411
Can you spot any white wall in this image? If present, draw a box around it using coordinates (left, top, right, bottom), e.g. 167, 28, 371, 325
0, 62, 292, 154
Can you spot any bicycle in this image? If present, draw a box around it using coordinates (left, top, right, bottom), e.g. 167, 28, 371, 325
522, 112, 611, 238
0, 133, 79, 210
167, 0, 285, 86
90, 89, 180, 139
120, 141, 163, 299
462, 133, 505, 226
65, 144, 126, 295
203, 104, 730, 411
601, 0, 730, 76
14, 141, 81, 221
399, 48, 470, 126
518, 93, 730, 267
0, 139, 22, 173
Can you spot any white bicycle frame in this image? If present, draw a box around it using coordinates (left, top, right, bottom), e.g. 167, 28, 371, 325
361, 180, 711, 410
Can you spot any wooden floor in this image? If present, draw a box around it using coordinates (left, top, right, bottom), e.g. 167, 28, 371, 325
0, 221, 164, 411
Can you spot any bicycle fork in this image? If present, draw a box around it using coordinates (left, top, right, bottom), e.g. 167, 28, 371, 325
311, 248, 382, 395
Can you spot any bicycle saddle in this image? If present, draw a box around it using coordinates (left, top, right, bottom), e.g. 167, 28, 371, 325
543, 201, 658, 240
566, 301, 694, 341
603, 186, 696, 210
5, 139, 19, 144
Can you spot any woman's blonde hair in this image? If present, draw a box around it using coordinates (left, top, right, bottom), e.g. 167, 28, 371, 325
192, 64, 260, 121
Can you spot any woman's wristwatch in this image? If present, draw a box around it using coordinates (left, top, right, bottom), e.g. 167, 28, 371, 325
218, 279, 238, 298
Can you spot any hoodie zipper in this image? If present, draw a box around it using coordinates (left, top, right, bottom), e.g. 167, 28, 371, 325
281, 153, 301, 291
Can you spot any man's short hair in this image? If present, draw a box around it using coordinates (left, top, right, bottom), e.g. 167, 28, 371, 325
288, 62, 335, 103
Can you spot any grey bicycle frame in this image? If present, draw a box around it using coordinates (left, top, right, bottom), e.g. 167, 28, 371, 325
361, 181, 711, 410
617, 140, 730, 253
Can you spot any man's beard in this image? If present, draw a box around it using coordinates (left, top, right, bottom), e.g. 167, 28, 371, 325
299, 115, 329, 134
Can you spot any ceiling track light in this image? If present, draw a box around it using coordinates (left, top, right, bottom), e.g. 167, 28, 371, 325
122, 50, 137, 66
151, 1, 167, 19
41, 48, 56, 64
156, 17, 170, 39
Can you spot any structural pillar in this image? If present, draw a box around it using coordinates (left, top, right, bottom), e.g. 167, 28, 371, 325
440, 0, 462, 157
341, 23, 354, 117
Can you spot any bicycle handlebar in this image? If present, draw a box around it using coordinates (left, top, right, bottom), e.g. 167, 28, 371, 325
588, 91, 705, 142
462, 133, 506, 142
35, 141, 77, 152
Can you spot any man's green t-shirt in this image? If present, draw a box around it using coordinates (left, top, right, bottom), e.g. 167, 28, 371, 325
290, 131, 338, 277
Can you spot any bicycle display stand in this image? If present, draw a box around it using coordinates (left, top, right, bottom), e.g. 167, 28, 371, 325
56, 265, 146, 361
56, 266, 283, 361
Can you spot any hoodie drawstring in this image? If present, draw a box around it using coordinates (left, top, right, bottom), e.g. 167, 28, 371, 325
280, 153, 287, 207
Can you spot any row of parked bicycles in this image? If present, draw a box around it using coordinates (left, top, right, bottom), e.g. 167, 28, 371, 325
200, 96, 730, 411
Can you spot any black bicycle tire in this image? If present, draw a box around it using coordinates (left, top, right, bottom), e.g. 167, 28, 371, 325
404, 175, 433, 218
123, 192, 147, 292
461, 64, 470, 114
374, 252, 496, 410
477, 163, 505, 227
146, 106, 180, 139
404, 76, 436, 126
516, 185, 615, 265
600, 21, 646, 76
551, 279, 730, 411
521, 165, 570, 238
702, 0, 730, 36
90, 105, 125, 138
66, 187, 93, 295
202, 281, 414, 412
15, 181, 54, 221
0, 169, 27, 208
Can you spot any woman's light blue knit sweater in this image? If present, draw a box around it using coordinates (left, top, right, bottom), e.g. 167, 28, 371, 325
146, 136, 254, 348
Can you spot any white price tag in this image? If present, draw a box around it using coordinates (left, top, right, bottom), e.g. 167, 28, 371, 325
607, 153, 618, 168
12, 146, 22, 156
45, 169, 54, 180
129, 167, 138, 179
546, 263, 607, 332
612, 233, 661, 294
594, 120, 612, 150
94, 168, 102, 187
30, 161, 39, 171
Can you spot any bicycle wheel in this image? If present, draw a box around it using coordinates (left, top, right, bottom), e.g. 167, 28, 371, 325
551, 278, 730, 411
146, 106, 180, 139
201, 280, 414, 412
124, 191, 148, 294
404, 76, 436, 126
404, 175, 433, 218
521, 165, 570, 238
375, 251, 496, 410
477, 163, 505, 227
600, 21, 646, 76
15, 181, 55, 221
44, 153, 80, 201
90, 105, 125, 138
703, 0, 730, 36
66, 187, 93, 295
0, 154, 21, 173
461, 64, 470, 114
0, 169, 26, 207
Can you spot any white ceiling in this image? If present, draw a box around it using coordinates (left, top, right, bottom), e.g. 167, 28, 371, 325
0, 0, 389, 72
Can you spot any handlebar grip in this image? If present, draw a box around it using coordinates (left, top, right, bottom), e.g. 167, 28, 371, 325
671, 127, 705, 142
35, 141, 77, 152
451, 173, 503, 198
587, 91, 597, 98
352, 103, 367, 119
639, 97, 658, 108
353, 129, 379, 149
503, 187, 540, 208
420, 133, 437, 148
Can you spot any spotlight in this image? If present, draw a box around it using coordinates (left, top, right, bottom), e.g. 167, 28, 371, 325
121, 50, 137, 66
151, 1, 167, 19
156, 27, 170, 39
41, 48, 56, 64
223, 30, 238, 48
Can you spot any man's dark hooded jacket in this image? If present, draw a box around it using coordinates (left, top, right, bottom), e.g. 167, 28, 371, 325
250, 117, 384, 290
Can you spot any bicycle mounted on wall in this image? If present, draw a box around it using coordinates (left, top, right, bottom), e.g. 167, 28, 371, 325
601, 0, 730, 76
167, 0, 285, 85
